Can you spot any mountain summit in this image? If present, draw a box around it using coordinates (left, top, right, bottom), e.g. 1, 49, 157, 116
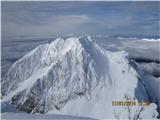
2, 36, 158, 119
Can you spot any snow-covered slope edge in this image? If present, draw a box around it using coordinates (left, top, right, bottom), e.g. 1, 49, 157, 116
1, 102, 97, 120
1, 36, 158, 119
2, 113, 97, 120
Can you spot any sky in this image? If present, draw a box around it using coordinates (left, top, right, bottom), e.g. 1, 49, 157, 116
1, 1, 160, 38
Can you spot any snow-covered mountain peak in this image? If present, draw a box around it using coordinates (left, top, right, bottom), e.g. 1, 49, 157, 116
2, 36, 103, 101
43, 37, 95, 66
1, 36, 158, 119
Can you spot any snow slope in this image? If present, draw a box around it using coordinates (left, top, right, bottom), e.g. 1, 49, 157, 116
96, 37, 160, 111
1, 36, 159, 119
1, 102, 96, 120
2, 113, 97, 120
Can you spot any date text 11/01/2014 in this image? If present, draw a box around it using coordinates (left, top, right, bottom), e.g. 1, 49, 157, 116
112, 101, 151, 106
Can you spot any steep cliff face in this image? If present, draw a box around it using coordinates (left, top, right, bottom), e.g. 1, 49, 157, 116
2, 36, 158, 119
